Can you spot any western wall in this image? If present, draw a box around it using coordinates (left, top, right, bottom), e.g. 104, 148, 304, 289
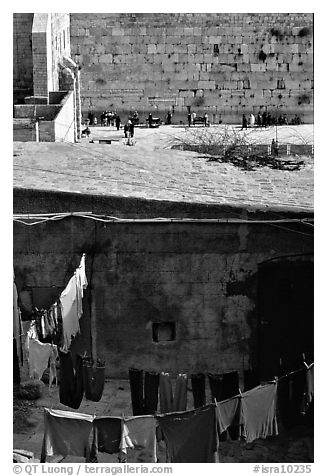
70, 13, 313, 123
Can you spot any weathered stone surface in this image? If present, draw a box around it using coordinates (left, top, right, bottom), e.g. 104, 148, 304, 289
66, 13, 313, 122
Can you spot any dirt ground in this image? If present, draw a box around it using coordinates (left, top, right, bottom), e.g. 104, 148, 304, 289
13, 378, 313, 463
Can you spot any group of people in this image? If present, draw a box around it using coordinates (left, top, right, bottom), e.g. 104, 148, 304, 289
187, 111, 209, 127
242, 111, 302, 129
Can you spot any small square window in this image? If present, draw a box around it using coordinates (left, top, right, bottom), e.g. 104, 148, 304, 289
213, 44, 219, 55
152, 322, 176, 342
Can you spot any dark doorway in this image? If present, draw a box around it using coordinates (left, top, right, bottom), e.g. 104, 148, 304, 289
257, 258, 313, 379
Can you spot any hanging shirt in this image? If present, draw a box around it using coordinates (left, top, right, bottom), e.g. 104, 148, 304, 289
60, 274, 79, 351
26, 326, 54, 380
120, 416, 158, 463
240, 383, 278, 443
60, 255, 88, 351
75, 254, 88, 319
216, 395, 241, 435
157, 404, 219, 463
41, 408, 94, 463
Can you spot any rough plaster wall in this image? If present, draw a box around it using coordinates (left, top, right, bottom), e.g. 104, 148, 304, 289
13, 216, 313, 378
13, 13, 34, 95
70, 13, 313, 123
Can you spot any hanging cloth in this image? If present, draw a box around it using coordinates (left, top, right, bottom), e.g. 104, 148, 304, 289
83, 357, 105, 402
240, 383, 278, 443
191, 373, 206, 409
157, 404, 219, 463
159, 372, 188, 413
90, 416, 122, 460
58, 350, 84, 409
60, 255, 88, 351
128, 368, 160, 416
41, 408, 94, 463
120, 416, 158, 462
13, 276, 23, 364
26, 324, 54, 380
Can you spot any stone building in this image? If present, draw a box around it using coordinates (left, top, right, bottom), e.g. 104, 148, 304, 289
69, 13, 314, 123
13, 140, 314, 380
13, 13, 81, 142
13, 13, 314, 132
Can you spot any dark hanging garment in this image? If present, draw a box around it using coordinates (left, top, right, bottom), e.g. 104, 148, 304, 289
191, 373, 206, 409
157, 404, 219, 463
221, 371, 240, 440
208, 373, 224, 402
278, 368, 307, 429
221, 371, 239, 400
144, 371, 159, 415
90, 416, 122, 460
83, 358, 105, 402
244, 368, 261, 392
129, 368, 145, 416
13, 338, 20, 385
59, 351, 84, 409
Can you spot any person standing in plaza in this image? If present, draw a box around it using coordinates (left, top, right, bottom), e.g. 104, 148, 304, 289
187, 112, 192, 127
115, 114, 121, 131
262, 111, 267, 128
242, 114, 248, 130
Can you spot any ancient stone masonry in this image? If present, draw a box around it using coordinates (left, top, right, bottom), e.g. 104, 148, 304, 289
70, 13, 314, 123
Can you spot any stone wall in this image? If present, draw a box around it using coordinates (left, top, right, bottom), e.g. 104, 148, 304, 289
13, 13, 71, 101
13, 190, 313, 378
70, 13, 313, 123
13, 13, 34, 100
13, 119, 36, 141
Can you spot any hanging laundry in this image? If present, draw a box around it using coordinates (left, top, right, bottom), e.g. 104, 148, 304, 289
159, 372, 188, 413
128, 368, 160, 416
216, 395, 241, 435
120, 416, 158, 462
157, 404, 219, 463
60, 274, 80, 351
305, 364, 314, 406
144, 371, 159, 414
208, 371, 239, 402
75, 253, 88, 318
278, 368, 306, 429
58, 351, 84, 409
208, 373, 224, 402
129, 368, 145, 416
240, 383, 278, 443
90, 416, 122, 460
26, 325, 55, 380
13, 276, 23, 365
222, 371, 240, 400
13, 338, 20, 385
83, 357, 105, 402
191, 373, 206, 409
60, 255, 88, 351
41, 408, 94, 463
